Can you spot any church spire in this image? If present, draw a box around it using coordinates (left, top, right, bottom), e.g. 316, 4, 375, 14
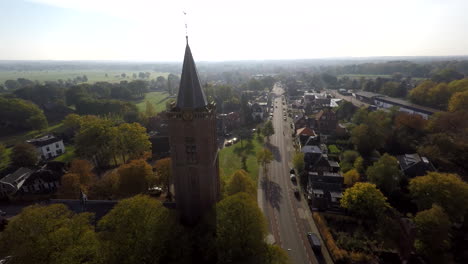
175, 41, 208, 109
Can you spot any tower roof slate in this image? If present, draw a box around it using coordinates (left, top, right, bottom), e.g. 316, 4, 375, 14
175, 42, 208, 109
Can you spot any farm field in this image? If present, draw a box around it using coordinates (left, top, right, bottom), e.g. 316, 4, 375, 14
0, 70, 169, 84
135, 91, 173, 113
339, 73, 425, 81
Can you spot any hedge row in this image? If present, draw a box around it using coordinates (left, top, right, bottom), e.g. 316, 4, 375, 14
312, 212, 374, 264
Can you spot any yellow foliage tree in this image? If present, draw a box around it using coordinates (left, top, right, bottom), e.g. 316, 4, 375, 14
226, 170, 256, 198
448, 90, 468, 112
343, 169, 360, 187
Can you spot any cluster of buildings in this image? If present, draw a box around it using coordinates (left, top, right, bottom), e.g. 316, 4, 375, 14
287, 89, 436, 211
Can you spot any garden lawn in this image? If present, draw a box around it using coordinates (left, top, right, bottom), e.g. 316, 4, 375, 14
219, 135, 264, 186
136, 91, 172, 113
53, 145, 75, 163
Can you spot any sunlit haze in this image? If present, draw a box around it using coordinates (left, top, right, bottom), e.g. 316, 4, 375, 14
1, 0, 467, 61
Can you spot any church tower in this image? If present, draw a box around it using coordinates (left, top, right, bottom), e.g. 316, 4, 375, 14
167, 38, 220, 225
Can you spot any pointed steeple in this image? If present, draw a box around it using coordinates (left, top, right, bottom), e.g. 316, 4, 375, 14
175, 41, 208, 109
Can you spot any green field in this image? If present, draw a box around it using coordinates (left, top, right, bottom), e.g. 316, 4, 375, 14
219, 135, 264, 185
0, 122, 64, 147
0, 147, 12, 171
339, 74, 425, 81
135, 91, 173, 113
0, 70, 169, 85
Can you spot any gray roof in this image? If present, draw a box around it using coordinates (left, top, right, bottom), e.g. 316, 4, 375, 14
0, 167, 34, 190
354, 91, 383, 98
301, 145, 322, 154
26, 134, 61, 147
374, 96, 439, 114
175, 41, 208, 109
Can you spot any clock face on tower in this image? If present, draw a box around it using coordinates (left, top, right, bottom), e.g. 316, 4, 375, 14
182, 111, 193, 121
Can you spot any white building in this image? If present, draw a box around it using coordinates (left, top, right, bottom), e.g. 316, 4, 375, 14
26, 135, 65, 160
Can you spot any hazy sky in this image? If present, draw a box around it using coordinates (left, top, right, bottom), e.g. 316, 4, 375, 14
1, 0, 467, 61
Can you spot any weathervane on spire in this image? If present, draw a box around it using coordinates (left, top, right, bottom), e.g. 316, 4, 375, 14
183, 11, 188, 44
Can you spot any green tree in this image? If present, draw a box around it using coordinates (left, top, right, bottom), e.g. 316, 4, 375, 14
353, 156, 365, 174
216, 193, 267, 263
11, 143, 38, 167
343, 169, 360, 187
226, 170, 256, 198
409, 172, 468, 222
292, 152, 305, 174
448, 90, 468, 112
63, 113, 82, 136
339, 150, 360, 173
262, 120, 275, 141
340, 182, 390, 219
117, 122, 151, 163
257, 148, 273, 177
0, 204, 99, 264
117, 159, 155, 197
145, 101, 156, 116
98, 195, 176, 264
414, 205, 451, 263
0, 97, 48, 130
366, 154, 402, 195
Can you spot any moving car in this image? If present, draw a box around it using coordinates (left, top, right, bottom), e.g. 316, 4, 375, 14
307, 232, 322, 253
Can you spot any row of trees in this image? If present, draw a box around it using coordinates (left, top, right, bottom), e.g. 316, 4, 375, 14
0, 169, 288, 264
0, 96, 48, 131
409, 78, 468, 110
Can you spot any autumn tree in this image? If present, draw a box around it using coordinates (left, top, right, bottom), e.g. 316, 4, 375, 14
154, 157, 172, 196
58, 159, 96, 198
117, 159, 155, 197
216, 193, 267, 263
366, 154, 402, 195
226, 170, 256, 198
11, 143, 38, 167
350, 109, 391, 155
409, 172, 468, 222
448, 90, 468, 112
341, 182, 390, 220
0, 204, 99, 264
414, 205, 451, 263
343, 169, 360, 187
89, 171, 119, 200
98, 195, 177, 264
62, 113, 82, 137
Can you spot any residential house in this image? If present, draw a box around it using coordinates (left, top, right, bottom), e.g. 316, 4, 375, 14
0, 167, 34, 198
26, 135, 65, 160
21, 163, 65, 195
250, 102, 268, 121
314, 108, 338, 135
307, 171, 344, 210
397, 153, 436, 178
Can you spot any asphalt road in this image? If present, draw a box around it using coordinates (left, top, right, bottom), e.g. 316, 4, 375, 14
258, 84, 333, 264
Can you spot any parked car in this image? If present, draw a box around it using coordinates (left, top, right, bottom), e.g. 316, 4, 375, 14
290, 168, 295, 174
293, 188, 300, 199
307, 232, 322, 253
232, 137, 239, 143
225, 140, 232, 147
283, 117, 287, 121
290, 174, 296, 182
0, 210, 6, 217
